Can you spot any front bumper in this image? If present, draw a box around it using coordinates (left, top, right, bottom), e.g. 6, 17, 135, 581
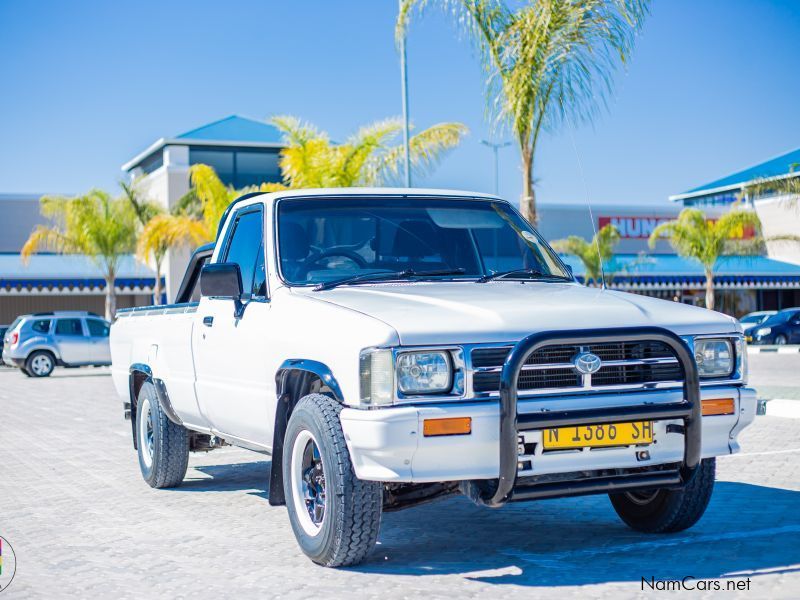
341, 385, 756, 483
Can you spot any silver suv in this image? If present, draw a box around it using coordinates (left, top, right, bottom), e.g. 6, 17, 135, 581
2, 311, 111, 377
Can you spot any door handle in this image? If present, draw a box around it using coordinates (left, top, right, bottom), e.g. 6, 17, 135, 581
202, 316, 214, 327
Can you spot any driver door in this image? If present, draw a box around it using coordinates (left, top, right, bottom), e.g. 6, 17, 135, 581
193, 204, 274, 447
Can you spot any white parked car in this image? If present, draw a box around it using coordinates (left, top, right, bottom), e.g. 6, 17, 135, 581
110, 189, 756, 567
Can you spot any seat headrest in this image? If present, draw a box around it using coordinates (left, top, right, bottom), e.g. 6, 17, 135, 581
280, 222, 310, 261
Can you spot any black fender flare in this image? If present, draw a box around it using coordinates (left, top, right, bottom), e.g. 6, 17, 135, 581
128, 364, 152, 450
128, 364, 184, 449
269, 359, 345, 506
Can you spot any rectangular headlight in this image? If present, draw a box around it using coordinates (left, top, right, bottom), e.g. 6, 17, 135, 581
694, 338, 734, 378
397, 351, 452, 395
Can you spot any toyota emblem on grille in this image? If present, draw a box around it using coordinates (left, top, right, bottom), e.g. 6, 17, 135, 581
574, 352, 602, 375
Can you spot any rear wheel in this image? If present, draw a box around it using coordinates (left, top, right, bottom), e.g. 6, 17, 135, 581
25, 351, 54, 377
136, 381, 189, 488
283, 394, 383, 567
610, 458, 715, 533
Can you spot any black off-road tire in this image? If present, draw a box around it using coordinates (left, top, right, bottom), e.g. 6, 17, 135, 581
610, 458, 716, 533
25, 350, 55, 377
283, 394, 383, 567
136, 380, 190, 489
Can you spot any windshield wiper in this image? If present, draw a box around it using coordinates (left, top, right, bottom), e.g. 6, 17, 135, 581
313, 268, 466, 291
476, 268, 571, 283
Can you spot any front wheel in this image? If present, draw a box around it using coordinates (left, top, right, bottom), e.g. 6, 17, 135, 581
283, 394, 383, 567
136, 381, 189, 488
775, 334, 788, 345
610, 458, 715, 533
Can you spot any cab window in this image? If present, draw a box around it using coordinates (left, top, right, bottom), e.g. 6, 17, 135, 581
222, 206, 266, 298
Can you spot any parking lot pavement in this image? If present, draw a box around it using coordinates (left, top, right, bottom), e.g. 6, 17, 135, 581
1, 367, 799, 599
748, 353, 800, 401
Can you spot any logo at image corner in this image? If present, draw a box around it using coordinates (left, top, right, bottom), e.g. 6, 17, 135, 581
0, 536, 17, 593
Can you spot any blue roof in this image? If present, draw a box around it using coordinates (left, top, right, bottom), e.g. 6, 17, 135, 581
0, 254, 154, 282
676, 147, 800, 198
176, 115, 282, 144
561, 253, 800, 285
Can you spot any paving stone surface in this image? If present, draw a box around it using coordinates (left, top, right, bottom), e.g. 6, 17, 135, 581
0, 365, 798, 599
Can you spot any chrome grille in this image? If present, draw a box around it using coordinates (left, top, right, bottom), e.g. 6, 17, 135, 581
471, 341, 682, 394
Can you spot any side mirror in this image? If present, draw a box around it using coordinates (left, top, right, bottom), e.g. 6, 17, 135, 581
565, 264, 574, 278
200, 262, 243, 298
200, 263, 247, 318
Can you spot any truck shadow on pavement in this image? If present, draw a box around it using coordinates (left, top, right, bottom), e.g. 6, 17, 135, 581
179, 461, 272, 496
356, 481, 800, 587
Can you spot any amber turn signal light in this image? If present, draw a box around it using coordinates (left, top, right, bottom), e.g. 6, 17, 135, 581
701, 398, 735, 416
423, 417, 472, 437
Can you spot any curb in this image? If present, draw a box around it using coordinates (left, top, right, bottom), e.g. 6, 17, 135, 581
747, 345, 800, 354
758, 399, 800, 418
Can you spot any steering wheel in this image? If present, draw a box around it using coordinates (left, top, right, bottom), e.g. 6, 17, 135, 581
299, 247, 369, 278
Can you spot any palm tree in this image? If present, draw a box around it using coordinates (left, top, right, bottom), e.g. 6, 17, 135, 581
648, 208, 761, 311
138, 164, 249, 262
269, 116, 467, 188
397, 0, 649, 224
120, 180, 168, 305
551, 223, 620, 285
21, 190, 138, 321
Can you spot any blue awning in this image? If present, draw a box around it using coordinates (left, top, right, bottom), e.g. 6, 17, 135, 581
0, 254, 158, 292
560, 254, 800, 289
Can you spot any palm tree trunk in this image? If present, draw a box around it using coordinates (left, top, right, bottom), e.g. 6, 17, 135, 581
704, 267, 715, 311
105, 276, 117, 322
521, 147, 537, 225
153, 258, 163, 306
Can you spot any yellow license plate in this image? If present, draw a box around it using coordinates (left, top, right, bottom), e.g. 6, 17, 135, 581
542, 421, 653, 450
745, 336, 752, 342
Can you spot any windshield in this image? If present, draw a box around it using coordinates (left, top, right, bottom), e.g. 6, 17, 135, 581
762, 310, 798, 326
277, 197, 570, 285
740, 314, 768, 324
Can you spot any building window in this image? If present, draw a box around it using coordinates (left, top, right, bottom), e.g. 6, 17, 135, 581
189, 149, 235, 183
189, 146, 281, 188
139, 151, 164, 175
234, 150, 280, 187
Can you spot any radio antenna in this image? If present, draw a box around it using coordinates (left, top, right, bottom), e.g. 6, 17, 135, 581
565, 119, 606, 290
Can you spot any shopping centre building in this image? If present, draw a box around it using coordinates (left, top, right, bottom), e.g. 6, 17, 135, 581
2, 115, 800, 323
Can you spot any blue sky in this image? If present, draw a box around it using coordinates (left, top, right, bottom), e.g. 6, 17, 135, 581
1, 0, 799, 207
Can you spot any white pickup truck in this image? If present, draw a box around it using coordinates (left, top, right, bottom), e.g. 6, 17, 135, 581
111, 188, 756, 567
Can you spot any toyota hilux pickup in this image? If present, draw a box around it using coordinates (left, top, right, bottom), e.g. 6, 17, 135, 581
110, 188, 756, 567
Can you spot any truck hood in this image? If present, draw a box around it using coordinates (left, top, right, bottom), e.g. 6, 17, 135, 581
297, 281, 739, 345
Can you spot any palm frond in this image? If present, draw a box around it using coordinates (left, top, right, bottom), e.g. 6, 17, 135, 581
377, 122, 468, 185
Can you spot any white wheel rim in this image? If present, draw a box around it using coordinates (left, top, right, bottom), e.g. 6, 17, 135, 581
290, 430, 326, 536
138, 397, 155, 468
31, 354, 51, 375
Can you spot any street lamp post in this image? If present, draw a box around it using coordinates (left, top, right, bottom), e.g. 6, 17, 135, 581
399, 0, 412, 188
481, 139, 511, 196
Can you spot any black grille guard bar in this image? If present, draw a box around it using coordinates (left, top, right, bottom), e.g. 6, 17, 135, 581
478, 326, 701, 507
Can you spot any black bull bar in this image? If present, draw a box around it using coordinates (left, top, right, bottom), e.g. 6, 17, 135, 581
474, 326, 702, 508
